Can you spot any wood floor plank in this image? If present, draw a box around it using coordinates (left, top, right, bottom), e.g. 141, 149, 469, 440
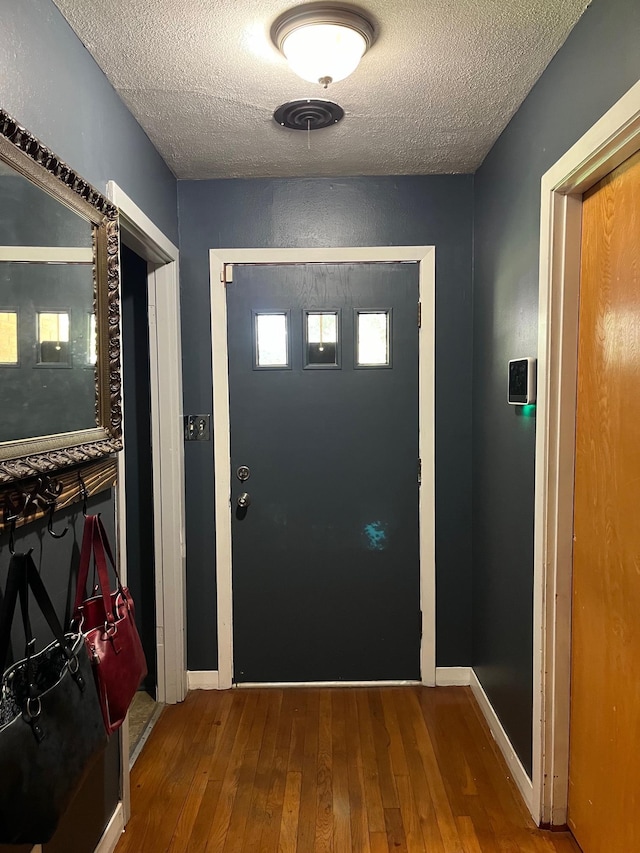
457, 815, 484, 853
345, 691, 372, 853
314, 691, 334, 852
395, 689, 446, 853
383, 807, 408, 852
239, 690, 283, 852
355, 689, 386, 834
116, 687, 582, 853
279, 771, 302, 853
395, 774, 427, 852
330, 691, 352, 852
203, 691, 259, 852
380, 688, 409, 777
405, 689, 464, 852
295, 690, 320, 853
257, 747, 289, 851
368, 690, 399, 809
369, 830, 390, 853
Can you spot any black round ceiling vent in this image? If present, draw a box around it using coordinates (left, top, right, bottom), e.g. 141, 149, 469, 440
274, 99, 344, 130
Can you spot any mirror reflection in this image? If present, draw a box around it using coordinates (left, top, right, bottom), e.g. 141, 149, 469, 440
0, 161, 92, 248
0, 262, 96, 443
0, 156, 97, 445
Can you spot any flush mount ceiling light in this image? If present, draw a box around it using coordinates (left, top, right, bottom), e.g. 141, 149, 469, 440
271, 4, 375, 88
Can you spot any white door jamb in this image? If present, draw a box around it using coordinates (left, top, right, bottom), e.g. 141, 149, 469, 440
209, 246, 436, 690
532, 79, 640, 826
106, 182, 186, 823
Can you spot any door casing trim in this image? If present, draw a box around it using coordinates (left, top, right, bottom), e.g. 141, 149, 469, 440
107, 182, 187, 824
210, 246, 436, 689
533, 79, 640, 826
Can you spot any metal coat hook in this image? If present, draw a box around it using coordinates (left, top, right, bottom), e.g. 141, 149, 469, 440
41, 476, 68, 539
78, 475, 89, 517
8, 517, 17, 555
46, 500, 69, 539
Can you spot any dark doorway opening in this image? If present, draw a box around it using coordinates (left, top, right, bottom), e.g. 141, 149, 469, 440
120, 244, 158, 753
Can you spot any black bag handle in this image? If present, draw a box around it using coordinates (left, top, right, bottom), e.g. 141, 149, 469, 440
0, 551, 71, 672
0, 553, 23, 671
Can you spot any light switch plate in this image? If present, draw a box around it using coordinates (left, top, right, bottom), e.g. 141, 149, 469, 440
184, 414, 211, 441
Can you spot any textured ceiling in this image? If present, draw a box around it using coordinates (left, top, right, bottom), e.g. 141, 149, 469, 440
52, 0, 590, 180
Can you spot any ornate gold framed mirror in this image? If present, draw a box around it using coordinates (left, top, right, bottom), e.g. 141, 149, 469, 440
0, 108, 121, 484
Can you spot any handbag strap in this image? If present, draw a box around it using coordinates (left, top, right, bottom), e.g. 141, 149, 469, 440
73, 514, 120, 625
0, 551, 70, 671
73, 515, 96, 620
95, 514, 120, 581
0, 553, 24, 671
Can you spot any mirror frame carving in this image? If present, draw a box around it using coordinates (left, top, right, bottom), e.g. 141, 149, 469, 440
0, 108, 122, 484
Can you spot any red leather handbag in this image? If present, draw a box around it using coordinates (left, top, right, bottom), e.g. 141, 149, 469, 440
73, 514, 147, 734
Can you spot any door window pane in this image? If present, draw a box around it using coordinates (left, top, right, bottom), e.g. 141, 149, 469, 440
254, 312, 289, 368
0, 311, 18, 364
356, 310, 391, 367
38, 311, 70, 364
305, 311, 340, 368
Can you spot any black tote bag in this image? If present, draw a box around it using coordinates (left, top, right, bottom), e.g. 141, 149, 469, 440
0, 551, 107, 845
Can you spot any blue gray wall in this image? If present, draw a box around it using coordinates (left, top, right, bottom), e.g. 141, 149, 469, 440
472, 0, 640, 775
0, 1, 177, 850
178, 175, 474, 672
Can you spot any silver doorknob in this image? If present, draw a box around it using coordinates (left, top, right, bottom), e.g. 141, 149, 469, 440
237, 492, 251, 508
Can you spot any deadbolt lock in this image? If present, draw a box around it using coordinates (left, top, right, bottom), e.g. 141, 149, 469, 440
236, 465, 250, 482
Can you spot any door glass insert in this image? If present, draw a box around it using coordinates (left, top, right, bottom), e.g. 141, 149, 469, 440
37, 310, 70, 364
356, 310, 391, 367
254, 311, 290, 368
305, 310, 340, 368
0, 311, 18, 364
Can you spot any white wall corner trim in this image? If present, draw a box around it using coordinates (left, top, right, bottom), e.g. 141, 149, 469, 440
93, 801, 125, 853
532, 79, 640, 828
435, 666, 471, 686
187, 670, 221, 690
469, 670, 534, 816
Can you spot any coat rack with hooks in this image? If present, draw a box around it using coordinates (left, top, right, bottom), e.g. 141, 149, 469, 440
0, 458, 117, 536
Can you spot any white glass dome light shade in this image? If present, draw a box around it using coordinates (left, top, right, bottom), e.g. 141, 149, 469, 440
282, 23, 367, 85
272, 6, 376, 87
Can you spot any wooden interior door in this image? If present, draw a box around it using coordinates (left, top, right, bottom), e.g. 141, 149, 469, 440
568, 150, 640, 852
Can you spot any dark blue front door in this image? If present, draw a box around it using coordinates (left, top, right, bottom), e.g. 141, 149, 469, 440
227, 262, 420, 682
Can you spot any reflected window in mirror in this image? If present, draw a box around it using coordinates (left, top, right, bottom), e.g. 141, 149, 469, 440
88, 313, 97, 365
37, 311, 70, 364
0, 310, 18, 364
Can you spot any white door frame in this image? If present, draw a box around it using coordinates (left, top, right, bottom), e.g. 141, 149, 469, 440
106, 183, 187, 819
209, 246, 435, 690
532, 79, 640, 826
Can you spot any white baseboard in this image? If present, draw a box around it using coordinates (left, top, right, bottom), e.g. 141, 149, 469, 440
435, 666, 472, 686
94, 801, 125, 853
469, 669, 534, 817
187, 670, 220, 690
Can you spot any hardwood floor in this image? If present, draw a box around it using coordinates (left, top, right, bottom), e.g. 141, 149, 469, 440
116, 686, 581, 852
